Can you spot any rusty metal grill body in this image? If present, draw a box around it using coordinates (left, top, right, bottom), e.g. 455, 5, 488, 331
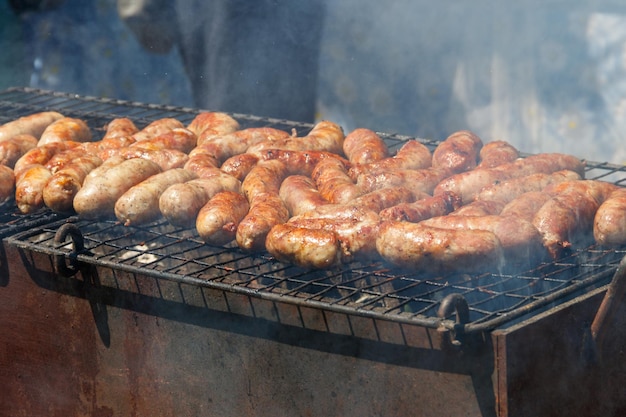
2, 87, 626, 417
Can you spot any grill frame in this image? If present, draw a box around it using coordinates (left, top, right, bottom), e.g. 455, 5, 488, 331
2, 86, 626, 336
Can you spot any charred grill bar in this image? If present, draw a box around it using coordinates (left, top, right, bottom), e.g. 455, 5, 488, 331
2, 87, 626, 416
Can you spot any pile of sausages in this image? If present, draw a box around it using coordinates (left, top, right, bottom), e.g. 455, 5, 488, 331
1, 111, 625, 273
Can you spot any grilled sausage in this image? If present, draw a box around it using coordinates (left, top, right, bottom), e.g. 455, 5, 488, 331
115, 168, 197, 226
13, 141, 81, 179
128, 127, 197, 154
241, 160, 288, 201
0, 134, 38, 168
450, 200, 505, 216
42, 154, 103, 213
533, 180, 619, 258
342, 128, 389, 165
101, 117, 139, 140
236, 193, 291, 251
73, 158, 162, 219
477, 140, 519, 169
421, 214, 544, 264
187, 111, 240, 138
255, 149, 349, 176
594, 188, 626, 246
219, 153, 260, 181
112, 148, 189, 171
312, 157, 361, 204
356, 167, 450, 196
432, 130, 482, 174
434, 153, 585, 203
37, 117, 92, 146
196, 191, 250, 245
0, 165, 15, 204
475, 170, 582, 204
348, 139, 432, 180
499, 191, 552, 222
246, 120, 344, 155
159, 174, 242, 227
279, 175, 329, 217
15, 165, 53, 213
194, 127, 291, 161
265, 223, 342, 269
376, 221, 504, 272
0, 111, 64, 142
379, 191, 462, 222
132, 118, 184, 142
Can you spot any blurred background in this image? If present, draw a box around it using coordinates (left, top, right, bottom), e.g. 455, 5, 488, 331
1, 0, 626, 164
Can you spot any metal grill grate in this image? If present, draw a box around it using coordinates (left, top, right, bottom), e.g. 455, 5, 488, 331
2, 87, 626, 333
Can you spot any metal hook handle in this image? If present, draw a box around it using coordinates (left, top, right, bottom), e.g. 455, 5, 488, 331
438, 293, 470, 347
54, 223, 85, 277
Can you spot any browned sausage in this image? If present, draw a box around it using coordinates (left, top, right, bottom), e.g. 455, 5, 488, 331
279, 175, 329, 216
476, 140, 519, 169
247, 121, 344, 155
113, 148, 189, 171
0, 134, 38, 168
194, 127, 291, 159
241, 160, 288, 201
159, 173, 242, 227
130, 127, 197, 153
265, 223, 342, 269
311, 157, 361, 204
219, 153, 260, 181
0, 165, 15, 204
115, 168, 197, 226
434, 153, 585, 203
432, 130, 482, 174
379, 191, 462, 222
376, 221, 504, 273
342, 128, 389, 165
356, 167, 450, 196
37, 117, 92, 146
594, 188, 626, 246
42, 154, 103, 213
73, 158, 162, 219
236, 193, 291, 251
533, 180, 618, 258
13, 141, 81, 179
475, 170, 582, 204
187, 112, 240, 138
101, 117, 139, 141
196, 191, 250, 245
132, 118, 184, 142
499, 191, 552, 222
348, 139, 432, 180
255, 149, 349, 176
0, 111, 64, 142
15, 165, 52, 213
450, 200, 505, 216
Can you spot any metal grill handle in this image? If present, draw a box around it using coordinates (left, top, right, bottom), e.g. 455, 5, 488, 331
54, 223, 86, 277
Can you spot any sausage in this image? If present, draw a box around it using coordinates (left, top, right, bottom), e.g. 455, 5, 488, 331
0, 165, 15, 204
475, 170, 582, 204
101, 117, 139, 141
0, 134, 38, 168
450, 200, 505, 216
115, 168, 197, 226
132, 118, 184, 142
532, 180, 619, 258
45, 146, 96, 174
347, 186, 417, 213
13, 141, 81, 179
246, 121, 344, 155
376, 221, 504, 273
311, 157, 361, 204
195, 127, 291, 159
342, 128, 389, 165
0, 111, 64, 142
356, 167, 450, 196
73, 158, 162, 219
594, 188, 626, 246
42, 154, 103, 213
432, 130, 482, 174
477, 140, 519, 169
15, 165, 52, 213
236, 193, 291, 251
420, 214, 544, 264
37, 117, 92, 146
187, 111, 240, 138
348, 140, 432, 180
265, 223, 342, 269
196, 191, 250, 245
434, 153, 586, 203
279, 175, 329, 216
159, 174, 242, 227
219, 153, 259, 181
499, 191, 552, 222
130, 127, 197, 153
379, 191, 462, 222
112, 147, 189, 170
241, 160, 288, 201
255, 149, 349, 176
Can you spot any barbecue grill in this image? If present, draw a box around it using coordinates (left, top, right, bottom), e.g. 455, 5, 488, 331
2, 87, 626, 416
